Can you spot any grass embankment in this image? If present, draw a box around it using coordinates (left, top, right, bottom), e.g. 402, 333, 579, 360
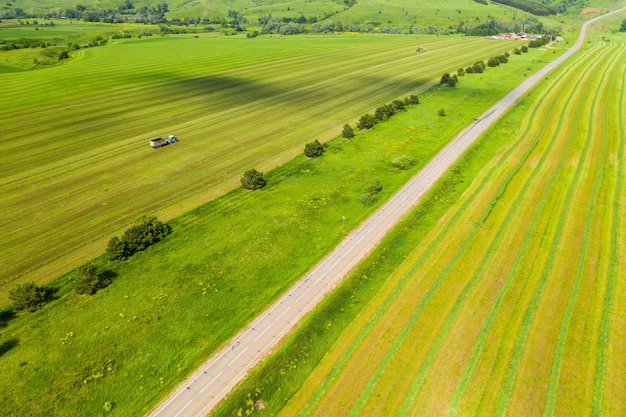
0, 42, 557, 416
0, 33, 521, 301
212, 31, 626, 417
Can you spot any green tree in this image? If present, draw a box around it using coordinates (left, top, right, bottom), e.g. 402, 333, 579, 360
241, 168, 266, 190
408, 94, 419, 105
620, 18, 626, 32
9, 282, 50, 311
106, 215, 171, 260
359, 192, 376, 206
357, 113, 376, 130
440, 72, 457, 87
304, 140, 325, 158
58, 50, 69, 60
472, 61, 485, 73
521, 45, 528, 53
438, 108, 446, 117
75, 262, 109, 295
392, 155, 416, 170
121, 215, 171, 254
392, 99, 405, 111
342, 124, 354, 138
106, 236, 126, 260
365, 178, 382, 195
374, 104, 396, 122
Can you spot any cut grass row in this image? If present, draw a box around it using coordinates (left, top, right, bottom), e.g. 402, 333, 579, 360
0, 33, 521, 300
543, 40, 620, 417
0, 44, 557, 417
211, 32, 626, 416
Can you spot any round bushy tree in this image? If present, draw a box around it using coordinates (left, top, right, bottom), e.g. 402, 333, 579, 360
342, 124, 354, 138
357, 113, 376, 130
75, 262, 109, 295
304, 140, 325, 158
9, 282, 49, 311
392, 155, 416, 170
241, 168, 266, 190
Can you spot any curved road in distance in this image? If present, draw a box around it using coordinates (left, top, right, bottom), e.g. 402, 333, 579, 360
147, 7, 626, 417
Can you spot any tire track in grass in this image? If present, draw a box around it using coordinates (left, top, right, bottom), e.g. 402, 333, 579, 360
344, 60, 571, 417
591, 43, 625, 417
493, 44, 611, 417
543, 42, 622, 417
293, 82, 552, 416
444, 44, 605, 417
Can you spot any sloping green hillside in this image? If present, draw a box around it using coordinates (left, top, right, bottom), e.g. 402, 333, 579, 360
1, 0, 579, 28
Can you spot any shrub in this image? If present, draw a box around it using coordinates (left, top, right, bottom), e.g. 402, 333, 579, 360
513, 47, 521, 55
106, 236, 126, 260
304, 140, 325, 158
357, 113, 376, 130
391, 155, 416, 170
58, 50, 69, 60
392, 99, 405, 111
521, 45, 528, 53
457, 67, 466, 76
365, 178, 382, 195
440, 72, 458, 87
122, 215, 171, 253
438, 108, 446, 117
75, 262, 110, 295
374, 104, 396, 122
472, 61, 485, 73
359, 192, 376, 206
408, 94, 419, 105
241, 168, 267, 190
342, 124, 354, 138
487, 57, 500, 67
9, 282, 50, 311
107, 215, 172, 260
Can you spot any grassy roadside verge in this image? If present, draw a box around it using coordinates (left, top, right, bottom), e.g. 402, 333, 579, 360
0, 46, 559, 417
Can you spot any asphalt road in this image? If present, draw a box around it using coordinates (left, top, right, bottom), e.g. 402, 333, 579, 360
146, 8, 626, 417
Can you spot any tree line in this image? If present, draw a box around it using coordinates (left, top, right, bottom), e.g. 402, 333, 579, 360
7, 215, 172, 313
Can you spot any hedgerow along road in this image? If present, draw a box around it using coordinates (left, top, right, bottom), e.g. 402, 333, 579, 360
146, 7, 626, 417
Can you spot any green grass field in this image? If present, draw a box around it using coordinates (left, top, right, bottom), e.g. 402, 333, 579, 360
0, 39, 559, 417
211, 24, 626, 417
0, 32, 523, 302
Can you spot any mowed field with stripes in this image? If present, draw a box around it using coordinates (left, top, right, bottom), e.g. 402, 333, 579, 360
0, 34, 516, 298
270, 34, 626, 416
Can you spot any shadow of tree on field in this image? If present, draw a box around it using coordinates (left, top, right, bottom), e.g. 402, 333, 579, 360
156, 74, 288, 107
97, 270, 118, 293
0, 338, 18, 358
0, 309, 16, 328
